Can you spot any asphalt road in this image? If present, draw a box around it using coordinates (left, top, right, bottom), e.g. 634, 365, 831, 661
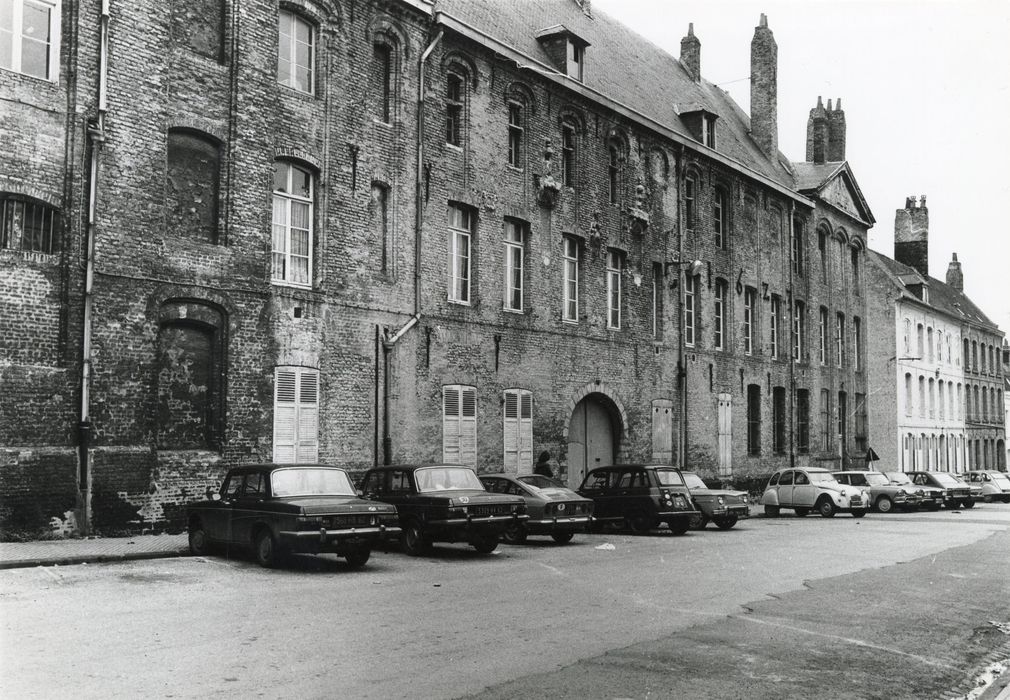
2, 506, 1009, 699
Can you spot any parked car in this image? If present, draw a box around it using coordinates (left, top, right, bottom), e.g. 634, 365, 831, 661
479, 473, 594, 544
186, 464, 400, 568
679, 471, 750, 530
358, 464, 527, 555
964, 470, 1010, 503
906, 471, 974, 509
884, 472, 945, 510
760, 467, 868, 518
833, 470, 923, 513
576, 465, 699, 535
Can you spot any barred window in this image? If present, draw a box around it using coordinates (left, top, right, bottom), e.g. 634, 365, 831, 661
0, 195, 60, 254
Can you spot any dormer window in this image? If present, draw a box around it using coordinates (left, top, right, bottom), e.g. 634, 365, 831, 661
681, 107, 719, 150
535, 25, 589, 83
567, 41, 584, 80
703, 114, 716, 148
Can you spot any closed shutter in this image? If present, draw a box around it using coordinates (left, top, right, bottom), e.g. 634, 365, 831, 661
503, 390, 534, 474
651, 399, 673, 462
518, 392, 533, 474
460, 387, 477, 467
273, 367, 319, 463
442, 386, 461, 463
503, 391, 519, 473
717, 393, 732, 478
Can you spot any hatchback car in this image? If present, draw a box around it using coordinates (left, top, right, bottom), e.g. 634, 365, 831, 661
186, 464, 400, 568
834, 470, 923, 513
884, 471, 944, 510
577, 465, 699, 535
761, 467, 868, 518
680, 471, 750, 530
906, 471, 974, 509
480, 473, 594, 544
964, 470, 1010, 503
358, 464, 527, 555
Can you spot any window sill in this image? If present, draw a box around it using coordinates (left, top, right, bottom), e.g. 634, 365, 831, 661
562, 318, 579, 325
277, 83, 317, 100
0, 66, 59, 84
446, 143, 464, 152
503, 307, 525, 315
506, 165, 525, 174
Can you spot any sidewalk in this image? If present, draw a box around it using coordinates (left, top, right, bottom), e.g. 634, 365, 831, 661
0, 533, 189, 570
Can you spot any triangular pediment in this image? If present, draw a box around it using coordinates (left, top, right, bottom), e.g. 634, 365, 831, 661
792, 161, 876, 226
821, 170, 869, 223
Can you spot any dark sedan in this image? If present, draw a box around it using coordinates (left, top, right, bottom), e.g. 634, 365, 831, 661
577, 464, 699, 535
907, 471, 974, 509
480, 473, 594, 544
359, 464, 527, 555
186, 464, 400, 568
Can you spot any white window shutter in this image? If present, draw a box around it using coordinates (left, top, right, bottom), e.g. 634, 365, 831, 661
274, 367, 319, 464
503, 391, 519, 473
460, 387, 477, 467
296, 370, 319, 462
273, 369, 298, 463
443, 386, 461, 463
518, 392, 533, 474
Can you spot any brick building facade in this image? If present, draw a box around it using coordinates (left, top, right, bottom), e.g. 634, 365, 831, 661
2, 0, 873, 537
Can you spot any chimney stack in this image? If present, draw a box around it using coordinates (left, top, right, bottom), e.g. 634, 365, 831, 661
681, 23, 701, 83
946, 253, 963, 291
894, 195, 929, 278
750, 14, 778, 159
827, 98, 846, 161
805, 97, 828, 163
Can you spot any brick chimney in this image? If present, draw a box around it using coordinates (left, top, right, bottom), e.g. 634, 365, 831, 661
805, 96, 828, 163
750, 14, 778, 159
681, 23, 701, 83
894, 195, 929, 277
946, 252, 963, 291
827, 98, 846, 161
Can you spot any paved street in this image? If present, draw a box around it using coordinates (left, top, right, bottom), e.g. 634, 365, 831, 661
2, 506, 1010, 699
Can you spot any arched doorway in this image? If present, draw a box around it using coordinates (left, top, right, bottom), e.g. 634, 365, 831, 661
566, 393, 621, 488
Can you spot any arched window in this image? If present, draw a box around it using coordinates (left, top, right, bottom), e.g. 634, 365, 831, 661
507, 100, 524, 168
713, 187, 728, 249
0, 193, 60, 254
560, 119, 578, 188
608, 142, 620, 204
166, 129, 221, 243
272, 160, 315, 286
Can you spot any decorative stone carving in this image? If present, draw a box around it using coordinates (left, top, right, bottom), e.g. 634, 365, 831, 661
534, 138, 562, 208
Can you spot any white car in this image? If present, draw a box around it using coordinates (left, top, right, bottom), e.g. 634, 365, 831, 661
964, 471, 1010, 503
761, 467, 869, 518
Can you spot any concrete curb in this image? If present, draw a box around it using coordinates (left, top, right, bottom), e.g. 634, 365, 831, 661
0, 548, 190, 571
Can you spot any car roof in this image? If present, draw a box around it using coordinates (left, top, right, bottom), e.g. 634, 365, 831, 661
364, 463, 472, 472
589, 464, 681, 470
229, 463, 347, 472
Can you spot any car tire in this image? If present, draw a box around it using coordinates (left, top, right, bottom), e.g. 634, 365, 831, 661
1003, 496, 1010, 504
764, 505, 780, 518
344, 547, 371, 568
876, 496, 894, 513
551, 532, 575, 544
667, 518, 690, 536
253, 528, 281, 568
502, 522, 528, 545
627, 512, 658, 534
794, 508, 809, 517
851, 510, 867, 518
817, 498, 836, 518
689, 513, 708, 530
471, 534, 499, 554
188, 521, 210, 556
401, 520, 429, 557
713, 515, 738, 530
961, 499, 975, 509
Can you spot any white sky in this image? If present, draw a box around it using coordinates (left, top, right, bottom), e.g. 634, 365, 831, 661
595, 0, 1010, 337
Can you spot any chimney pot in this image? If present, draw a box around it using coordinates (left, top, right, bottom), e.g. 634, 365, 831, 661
946, 252, 963, 291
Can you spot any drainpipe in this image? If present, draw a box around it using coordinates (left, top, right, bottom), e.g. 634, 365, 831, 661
788, 201, 796, 470
381, 314, 420, 464
675, 145, 686, 470
79, 0, 110, 535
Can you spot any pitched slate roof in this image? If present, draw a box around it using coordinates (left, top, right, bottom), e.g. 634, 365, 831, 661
435, 0, 796, 189
867, 250, 998, 329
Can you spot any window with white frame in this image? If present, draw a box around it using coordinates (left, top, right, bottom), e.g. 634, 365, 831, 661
273, 367, 319, 463
562, 235, 579, 322
836, 313, 845, 368
607, 142, 620, 204
652, 262, 663, 340
684, 274, 697, 346
606, 248, 623, 329
503, 219, 525, 312
443, 385, 477, 466
743, 286, 755, 355
566, 40, 583, 81
507, 101, 524, 168
445, 73, 463, 146
818, 306, 828, 365
713, 188, 727, 249
770, 294, 780, 358
793, 299, 805, 362
0, 0, 61, 81
278, 10, 314, 93
714, 279, 727, 350
272, 161, 313, 286
561, 122, 576, 188
448, 203, 473, 304
853, 317, 862, 371
684, 176, 696, 230
904, 373, 912, 416
503, 389, 533, 474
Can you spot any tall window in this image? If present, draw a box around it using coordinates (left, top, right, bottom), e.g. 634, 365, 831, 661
820, 389, 831, 451
837, 391, 848, 454
503, 219, 525, 312
713, 188, 726, 249
273, 367, 319, 463
904, 318, 911, 355
853, 317, 862, 371
918, 376, 925, 418
702, 114, 716, 148
684, 177, 696, 230
443, 385, 477, 467
928, 378, 935, 418
796, 389, 810, 454
854, 394, 867, 455
445, 74, 463, 146
167, 130, 220, 243
793, 300, 805, 362
652, 263, 663, 340
503, 389, 533, 474
938, 381, 945, 420
818, 231, 827, 282
684, 274, 697, 346
0, 194, 60, 254
272, 161, 313, 286
561, 123, 576, 188
373, 43, 392, 122
566, 40, 584, 80
562, 236, 579, 322
917, 324, 924, 358
278, 10, 314, 93
818, 307, 828, 365
770, 295, 780, 359
927, 327, 934, 363
851, 248, 860, 292
371, 182, 389, 274
743, 287, 755, 355
905, 373, 913, 416
773, 386, 786, 454
507, 102, 523, 168
714, 279, 727, 350
606, 249, 623, 330
747, 384, 761, 456
835, 313, 845, 368
447, 203, 473, 304
1, 0, 60, 80
791, 219, 803, 276
608, 143, 620, 204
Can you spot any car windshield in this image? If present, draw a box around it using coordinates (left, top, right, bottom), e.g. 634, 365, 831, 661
930, 473, 962, 487
681, 473, 707, 490
655, 469, 685, 486
415, 467, 484, 493
518, 475, 565, 490
271, 468, 355, 497
807, 471, 838, 484
863, 473, 889, 486
885, 472, 913, 486
991, 474, 1010, 488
